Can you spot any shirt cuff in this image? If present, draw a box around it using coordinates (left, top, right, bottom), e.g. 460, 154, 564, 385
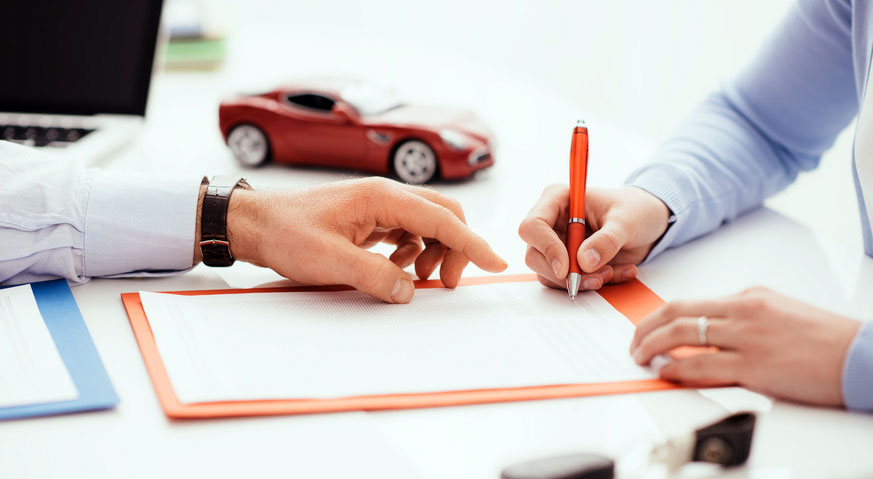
83, 171, 203, 277
625, 164, 697, 263
842, 321, 873, 412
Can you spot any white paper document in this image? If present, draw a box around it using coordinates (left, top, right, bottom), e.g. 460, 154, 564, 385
140, 282, 656, 404
0, 284, 78, 408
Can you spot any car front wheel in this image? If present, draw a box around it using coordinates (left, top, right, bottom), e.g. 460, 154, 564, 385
227, 124, 270, 167
392, 140, 438, 184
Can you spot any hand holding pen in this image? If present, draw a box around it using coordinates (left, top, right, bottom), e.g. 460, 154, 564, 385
517, 122, 673, 294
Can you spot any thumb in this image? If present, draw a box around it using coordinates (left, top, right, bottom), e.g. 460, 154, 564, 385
335, 243, 415, 303
578, 220, 629, 273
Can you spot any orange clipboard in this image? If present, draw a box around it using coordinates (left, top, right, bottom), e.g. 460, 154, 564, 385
121, 273, 679, 419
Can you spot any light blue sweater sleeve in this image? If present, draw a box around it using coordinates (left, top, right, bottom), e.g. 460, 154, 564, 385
626, 0, 873, 412
627, 0, 857, 257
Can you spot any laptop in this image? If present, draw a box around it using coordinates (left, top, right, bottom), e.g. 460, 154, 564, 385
0, 0, 164, 164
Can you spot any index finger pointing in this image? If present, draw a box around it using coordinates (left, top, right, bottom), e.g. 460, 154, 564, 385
377, 189, 507, 273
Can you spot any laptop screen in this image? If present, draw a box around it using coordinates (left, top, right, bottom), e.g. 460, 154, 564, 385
0, 0, 163, 116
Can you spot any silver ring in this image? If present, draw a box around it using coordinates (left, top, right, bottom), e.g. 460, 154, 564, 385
697, 316, 709, 346
568, 218, 586, 225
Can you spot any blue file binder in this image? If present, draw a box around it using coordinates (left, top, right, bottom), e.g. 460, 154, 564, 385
0, 279, 118, 420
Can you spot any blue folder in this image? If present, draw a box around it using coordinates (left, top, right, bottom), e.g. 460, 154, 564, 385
0, 279, 118, 420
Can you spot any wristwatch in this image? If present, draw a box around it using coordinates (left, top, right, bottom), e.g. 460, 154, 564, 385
199, 176, 252, 267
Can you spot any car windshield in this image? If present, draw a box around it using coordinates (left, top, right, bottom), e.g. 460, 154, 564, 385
340, 82, 403, 117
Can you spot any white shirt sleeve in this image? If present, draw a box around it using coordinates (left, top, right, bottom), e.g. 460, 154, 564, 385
0, 141, 202, 285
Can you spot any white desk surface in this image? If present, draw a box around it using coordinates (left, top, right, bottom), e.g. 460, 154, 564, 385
4, 40, 873, 479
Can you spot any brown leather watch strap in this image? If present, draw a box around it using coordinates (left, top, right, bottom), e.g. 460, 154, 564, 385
199, 176, 251, 267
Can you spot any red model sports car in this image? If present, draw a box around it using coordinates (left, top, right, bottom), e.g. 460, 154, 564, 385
218, 78, 494, 184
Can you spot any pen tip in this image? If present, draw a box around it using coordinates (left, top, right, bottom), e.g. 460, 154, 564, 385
576, 119, 587, 127
570, 295, 576, 301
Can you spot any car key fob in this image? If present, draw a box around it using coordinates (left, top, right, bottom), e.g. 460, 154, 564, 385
693, 412, 756, 466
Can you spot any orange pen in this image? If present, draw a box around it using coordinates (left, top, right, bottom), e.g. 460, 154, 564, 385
566, 120, 589, 300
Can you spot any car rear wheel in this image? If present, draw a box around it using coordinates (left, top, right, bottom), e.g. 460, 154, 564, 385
227, 124, 270, 167
392, 140, 437, 184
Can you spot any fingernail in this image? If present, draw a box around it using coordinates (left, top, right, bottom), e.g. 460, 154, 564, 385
582, 278, 599, 290
551, 259, 562, 277
650, 354, 672, 372
583, 249, 600, 270
390, 278, 414, 303
633, 348, 644, 364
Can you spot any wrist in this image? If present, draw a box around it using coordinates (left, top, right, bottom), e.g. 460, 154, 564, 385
226, 188, 262, 265
625, 186, 672, 238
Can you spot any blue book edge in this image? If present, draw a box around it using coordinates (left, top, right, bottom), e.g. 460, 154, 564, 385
0, 279, 119, 421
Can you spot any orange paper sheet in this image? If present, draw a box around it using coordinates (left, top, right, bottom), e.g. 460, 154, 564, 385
121, 274, 678, 419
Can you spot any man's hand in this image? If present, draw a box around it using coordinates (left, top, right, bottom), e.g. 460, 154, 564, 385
212, 177, 507, 303
630, 287, 862, 406
518, 185, 671, 291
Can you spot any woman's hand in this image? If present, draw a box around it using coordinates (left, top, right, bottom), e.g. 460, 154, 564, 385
518, 185, 671, 291
631, 287, 862, 406
217, 177, 507, 303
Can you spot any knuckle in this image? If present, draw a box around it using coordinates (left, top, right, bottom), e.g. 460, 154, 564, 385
439, 204, 458, 222
352, 179, 393, 215
356, 176, 378, 191
431, 206, 457, 239
363, 258, 394, 293
664, 320, 683, 338
598, 227, 623, 254
347, 179, 370, 198
524, 247, 540, 270
661, 301, 681, 318
397, 240, 423, 258
366, 176, 394, 195
444, 197, 465, 220
654, 304, 669, 318
543, 240, 565, 261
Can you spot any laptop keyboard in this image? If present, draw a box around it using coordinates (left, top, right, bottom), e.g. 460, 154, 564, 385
1, 124, 96, 148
